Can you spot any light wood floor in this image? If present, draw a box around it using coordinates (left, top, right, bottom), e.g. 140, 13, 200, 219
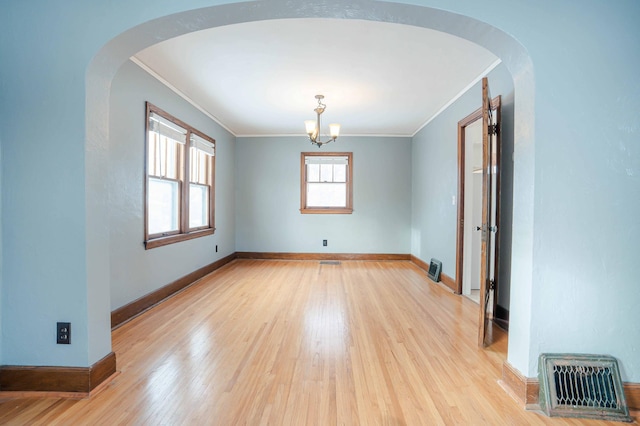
0, 260, 634, 425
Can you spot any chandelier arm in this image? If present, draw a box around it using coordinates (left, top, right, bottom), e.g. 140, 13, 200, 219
304, 94, 338, 148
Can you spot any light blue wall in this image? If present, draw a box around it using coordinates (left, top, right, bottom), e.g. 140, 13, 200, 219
411, 63, 514, 305
411, 111, 457, 276
109, 60, 236, 311
521, 2, 640, 380
1, 0, 639, 383
236, 137, 411, 254
1, 3, 94, 367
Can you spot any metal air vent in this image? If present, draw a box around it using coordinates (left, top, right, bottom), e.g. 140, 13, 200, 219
539, 353, 631, 422
427, 258, 442, 282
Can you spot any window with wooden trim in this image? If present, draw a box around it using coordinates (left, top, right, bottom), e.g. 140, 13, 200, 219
300, 152, 353, 214
145, 102, 215, 249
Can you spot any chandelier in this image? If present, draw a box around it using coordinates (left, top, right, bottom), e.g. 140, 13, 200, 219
304, 94, 340, 148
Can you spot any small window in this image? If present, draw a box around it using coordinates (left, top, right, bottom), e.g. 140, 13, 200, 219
145, 103, 215, 249
300, 152, 353, 214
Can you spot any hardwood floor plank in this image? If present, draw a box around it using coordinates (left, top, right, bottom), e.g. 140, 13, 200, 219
0, 259, 634, 425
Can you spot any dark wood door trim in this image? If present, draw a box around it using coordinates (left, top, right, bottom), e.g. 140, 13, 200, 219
455, 96, 501, 296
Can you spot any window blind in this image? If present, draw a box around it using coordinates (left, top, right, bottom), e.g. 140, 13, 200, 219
149, 112, 187, 144
304, 156, 348, 165
190, 134, 215, 156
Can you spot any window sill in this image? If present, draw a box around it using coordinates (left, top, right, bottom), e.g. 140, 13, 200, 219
145, 228, 215, 249
300, 208, 353, 214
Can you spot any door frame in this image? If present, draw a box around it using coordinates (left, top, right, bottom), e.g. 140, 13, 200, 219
455, 96, 501, 296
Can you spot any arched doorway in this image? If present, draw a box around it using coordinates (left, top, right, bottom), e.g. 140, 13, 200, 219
86, 0, 535, 379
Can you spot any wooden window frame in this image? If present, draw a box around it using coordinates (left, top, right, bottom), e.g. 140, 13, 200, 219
300, 152, 353, 214
145, 102, 216, 249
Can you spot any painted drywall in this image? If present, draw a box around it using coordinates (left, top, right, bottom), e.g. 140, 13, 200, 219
109, 60, 236, 311
411, 63, 514, 287
1, 2, 94, 366
236, 137, 411, 254
1, 0, 639, 384
496, 81, 514, 313
522, 2, 640, 381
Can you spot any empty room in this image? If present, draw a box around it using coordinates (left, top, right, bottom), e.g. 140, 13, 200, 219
0, 1, 638, 424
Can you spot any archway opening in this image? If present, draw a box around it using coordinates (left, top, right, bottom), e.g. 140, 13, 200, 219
86, 0, 535, 378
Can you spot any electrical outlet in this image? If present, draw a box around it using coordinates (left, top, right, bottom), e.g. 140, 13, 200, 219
323, 239, 328, 247
57, 322, 71, 344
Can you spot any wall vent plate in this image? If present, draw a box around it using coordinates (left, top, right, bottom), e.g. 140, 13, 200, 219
539, 353, 631, 422
427, 258, 442, 282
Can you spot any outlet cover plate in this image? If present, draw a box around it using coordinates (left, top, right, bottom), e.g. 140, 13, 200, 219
57, 322, 71, 344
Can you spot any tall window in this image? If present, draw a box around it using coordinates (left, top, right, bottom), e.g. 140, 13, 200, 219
145, 103, 215, 249
300, 152, 353, 214
188, 133, 214, 229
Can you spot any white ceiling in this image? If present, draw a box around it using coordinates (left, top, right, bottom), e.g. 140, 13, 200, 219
134, 18, 499, 137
